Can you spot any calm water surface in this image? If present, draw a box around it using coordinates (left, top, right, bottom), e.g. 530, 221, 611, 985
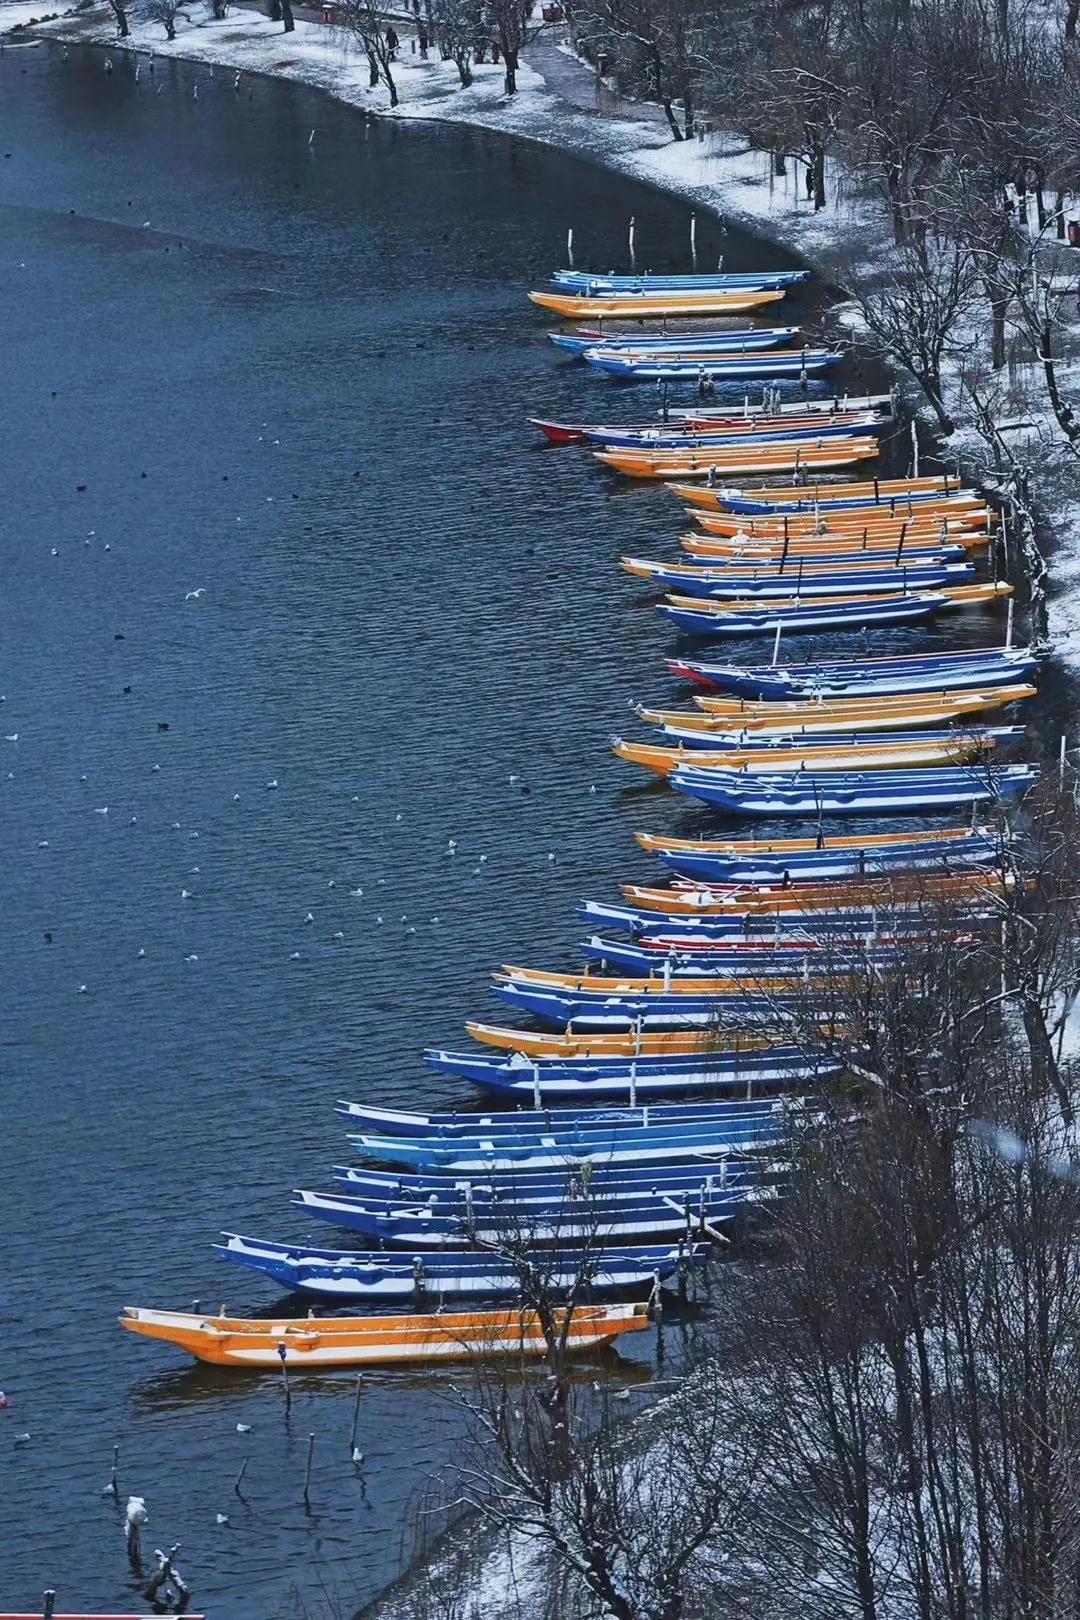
0, 42, 1029, 1618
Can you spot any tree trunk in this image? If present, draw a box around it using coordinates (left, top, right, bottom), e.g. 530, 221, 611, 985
385, 60, 398, 104
280, 0, 294, 31
367, 50, 378, 86
1055, 190, 1066, 239
503, 46, 517, 94
456, 55, 472, 86
773, 148, 787, 176
114, 2, 129, 32
682, 83, 694, 140
990, 295, 1008, 370
661, 98, 682, 140
267, 0, 280, 19
1068, 0, 1080, 38
812, 144, 826, 211
165, 15, 175, 36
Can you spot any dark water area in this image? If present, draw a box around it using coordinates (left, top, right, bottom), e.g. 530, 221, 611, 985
0, 39, 1053, 1619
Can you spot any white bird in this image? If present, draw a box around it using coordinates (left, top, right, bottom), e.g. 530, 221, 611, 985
125, 1495, 147, 1529
184, 954, 199, 963
289, 951, 301, 960
589, 784, 597, 794
446, 839, 457, 854
129, 816, 137, 825
78, 985, 87, 994
184, 588, 205, 600
233, 71, 241, 88
180, 889, 192, 899
37, 841, 48, 849
4, 733, 17, 742
215, 1512, 229, 1526
614, 1388, 631, 1402
14, 1433, 31, 1446
349, 887, 363, 897
375, 915, 383, 925
508, 774, 521, 784
137, 948, 145, 959
333, 931, 344, 940
94, 806, 108, 815
304, 912, 314, 924
547, 852, 557, 863
351, 1445, 364, 1466
50, 547, 58, 556
266, 779, 278, 790
236, 1423, 252, 1433
395, 812, 403, 822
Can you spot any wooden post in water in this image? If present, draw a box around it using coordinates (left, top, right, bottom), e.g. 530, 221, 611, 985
690, 211, 697, 269
771, 622, 782, 665
350, 1375, 363, 1454
42, 1592, 56, 1620
303, 1434, 316, 1503
1006, 596, 1015, 648
277, 1342, 291, 1408
567, 226, 574, 269
910, 417, 920, 477
1060, 734, 1068, 789
628, 215, 636, 270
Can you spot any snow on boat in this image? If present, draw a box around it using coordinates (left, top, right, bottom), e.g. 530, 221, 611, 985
549, 325, 801, 357
549, 269, 811, 290
337, 1096, 785, 1138
635, 826, 1007, 883
120, 1302, 647, 1367
422, 1045, 839, 1099
215, 1233, 710, 1301
676, 473, 969, 513
668, 762, 1038, 816
292, 1175, 770, 1246
640, 686, 1037, 739
585, 349, 842, 381
668, 646, 1038, 696
660, 581, 1011, 636
622, 554, 976, 596
612, 728, 1019, 776
487, 976, 849, 1029
588, 418, 882, 449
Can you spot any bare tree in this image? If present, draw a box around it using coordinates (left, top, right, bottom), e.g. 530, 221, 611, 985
486, 0, 544, 97
338, 0, 397, 100
433, 0, 482, 86
107, 0, 130, 36
137, 0, 186, 40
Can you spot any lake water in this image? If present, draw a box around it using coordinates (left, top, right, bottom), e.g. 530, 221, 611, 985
0, 39, 1028, 1619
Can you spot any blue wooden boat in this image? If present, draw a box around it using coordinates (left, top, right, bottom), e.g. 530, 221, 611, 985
216, 1233, 710, 1301
589, 419, 878, 448
627, 558, 975, 597
550, 270, 810, 290
579, 899, 1002, 937
585, 349, 842, 380
651, 724, 1019, 751
292, 1174, 771, 1245
707, 475, 967, 514
337, 1097, 783, 1138
491, 978, 829, 1027
661, 582, 1011, 636
550, 326, 801, 357
641, 829, 1003, 883
333, 1153, 786, 1198
347, 1108, 799, 1169
422, 1045, 839, 1100
670, 762, 1038, 816
582, 934, 912, 974
670, 646, 1038, 696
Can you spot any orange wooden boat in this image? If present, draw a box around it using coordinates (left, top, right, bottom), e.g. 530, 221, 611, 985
596, 440, 880, 480
121, 1304, 646, 1367
529, 289, 786, 319
465, 1020, 778, 1056
618, 870, 1014, 916
637, 686, 1037, 736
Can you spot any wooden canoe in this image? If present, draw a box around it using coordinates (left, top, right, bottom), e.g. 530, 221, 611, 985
465, 1021, 777, 1056
529, 289, 787, 318
120, 1303, 646, 1367
634, 825, 995, 858
681, 532, 989, 562
636, 687, 1036, 737
663, 581, 1011, 616
497, 964, 841, 995
675, 477, 971, 511
618, 871, 1012, 916
597, 441, 880, 480
613, 734, 1005, 777
688, 503, 991, 538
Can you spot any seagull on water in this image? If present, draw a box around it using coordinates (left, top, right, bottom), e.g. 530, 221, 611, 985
184, 588, 206, 600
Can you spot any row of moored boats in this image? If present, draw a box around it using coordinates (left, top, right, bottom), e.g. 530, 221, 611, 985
123, 262, 1039, 1372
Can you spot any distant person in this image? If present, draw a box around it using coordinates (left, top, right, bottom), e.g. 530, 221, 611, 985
385, 24, 398, 56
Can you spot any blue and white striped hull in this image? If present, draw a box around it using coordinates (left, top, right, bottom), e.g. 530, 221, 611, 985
669, 763, 1038, 816
216, 1233, 709, 1300
423, 1046, 840, 1099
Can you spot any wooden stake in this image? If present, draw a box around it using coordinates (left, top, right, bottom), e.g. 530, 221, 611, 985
1006, 596, 1015, 648
771, 622, 782, 665
628, 215, 636, 270
42, 1593, 56, 1620
277, 1342, 291, 1407
566, 226, 574, 269
1060, 733, 1068, 789
690, 211, 697, 269
303, 1433, 316, 1502
349, 1375, 362, 1453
